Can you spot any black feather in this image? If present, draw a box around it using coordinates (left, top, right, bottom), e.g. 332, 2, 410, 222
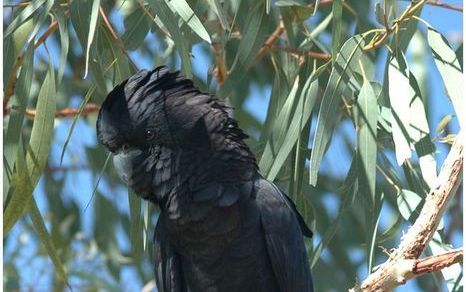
96, 66, 314, 292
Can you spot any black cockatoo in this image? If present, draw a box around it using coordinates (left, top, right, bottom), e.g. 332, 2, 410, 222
96, 66, 314, 292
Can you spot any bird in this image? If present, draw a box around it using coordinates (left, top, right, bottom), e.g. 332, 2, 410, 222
96, 66, 314, 292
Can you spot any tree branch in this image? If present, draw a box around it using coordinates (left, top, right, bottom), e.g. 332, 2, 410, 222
256, 0, 334, 61
270, 45, 332, 61
4, 103, 101, 119
413, 248, 463, 275
426, 0, 463, 12
351, 131, 464, 291
4, 11, 69, 113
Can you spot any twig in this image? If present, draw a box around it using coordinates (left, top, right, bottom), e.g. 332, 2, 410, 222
3, 2, 31, 8
351, 131, 464, 291
413, 248, 463, 274
364, 0, 427, 51
5, 103, 101, 119
426, 0, 463, 12
256, 20, 285, 60
4, 12, 68, 113
256, 0, 334, 61
98, 6, 138, 70
271, 45, 332, 61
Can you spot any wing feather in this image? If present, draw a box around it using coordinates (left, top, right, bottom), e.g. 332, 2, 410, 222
255, 177, 314, 292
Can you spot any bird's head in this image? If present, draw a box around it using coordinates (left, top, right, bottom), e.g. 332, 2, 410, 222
96, 66, 240, 203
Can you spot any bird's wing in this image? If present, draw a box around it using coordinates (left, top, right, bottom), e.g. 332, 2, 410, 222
153, 216, 185, 292
255, 177, 314, 292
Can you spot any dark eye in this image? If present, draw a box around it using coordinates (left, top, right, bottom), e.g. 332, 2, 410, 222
145, 129, 155, 141
121, 143, 130, 152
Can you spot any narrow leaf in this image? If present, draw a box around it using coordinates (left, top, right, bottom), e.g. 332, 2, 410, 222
149, 0, 193, 76
4, 43, 34, 179
207, 0, 229, 30
128, 190, 143, 256
28, 198, 70, 288
166, 0, 212, 43
427, 27, 463, 129
259, 76, 300, 174
397, 189, 422, 221
3, 0, 47, 38
309, 35, 366, 185
84, 0, 101, 78
356, 73, 378, 204
331, 0, 343, 63
56, 9, 70, 85
267, 75, 319, 181
4, 62, 56, 233
388, 54, 415, 165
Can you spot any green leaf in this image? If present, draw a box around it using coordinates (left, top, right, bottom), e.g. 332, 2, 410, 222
60, 85, 96, 165
331, 0, 343, 63
128, 190, 143, 257
70, 0, 107, 92
388, 55, 411, 164
309, 35, 366, 185
259, 75, 300, 175
4, 137, 34, 235
28, 198, 70, 288
166, 0, 212, 44
149, 0, 193, 77
3, 0, 47, 39
207, 0, 229, 30
367, 193, 383, 273
377, 213, 403, 243
56, 9, 70, 86
4, 14, 34, 86
388, 52, 437, 186
84, 0, 101, 78
4, 43, 34, 186
267, 73, 319, 181
397, 189, 422, 221
311, 157, 358, 268
355, 73, 378, 204
4, 61, 56, 234
121, 5, 151, 51
233, 1, 271, 69
26, 0, 54, 44
85, 152, 112, 212
427, 27, 463, 129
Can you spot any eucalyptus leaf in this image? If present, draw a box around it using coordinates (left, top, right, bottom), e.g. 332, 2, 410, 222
267, 73, 319, 181
4, 61, 56, 234
3, 0, 47, 38
397, 189, 422, 221
166, 0, 212, 44
427, 27, 463, 129
309, 35, 366, 185
28, 198, 70, 288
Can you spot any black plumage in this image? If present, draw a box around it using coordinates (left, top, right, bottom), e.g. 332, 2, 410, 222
96, 66, 314, 292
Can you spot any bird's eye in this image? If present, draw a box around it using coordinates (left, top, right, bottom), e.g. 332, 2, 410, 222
145, 129, 155, 141
121, 143, 130, 152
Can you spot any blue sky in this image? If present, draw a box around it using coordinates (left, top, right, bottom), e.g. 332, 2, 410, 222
3, 1, 463, 291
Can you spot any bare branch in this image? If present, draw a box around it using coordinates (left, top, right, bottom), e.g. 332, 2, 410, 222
413, 248, 463, 275
351, 131, 464, 291
270, 45, 332, 61
4, 12, 68, 113
4, 103, 101, 119
426, 0, 463, 12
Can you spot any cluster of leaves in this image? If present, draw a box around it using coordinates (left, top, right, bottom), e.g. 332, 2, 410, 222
3, 0, 462, 290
